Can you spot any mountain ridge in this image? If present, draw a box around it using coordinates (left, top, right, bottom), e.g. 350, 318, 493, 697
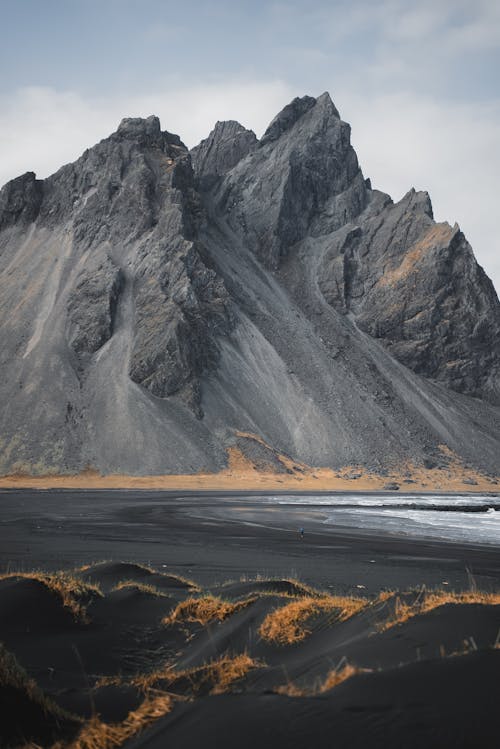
0, 92, 498, 477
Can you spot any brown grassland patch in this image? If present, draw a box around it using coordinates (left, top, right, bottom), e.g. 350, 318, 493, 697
47, 694, 174, 749
111, 580, 168, 597
259, 594, 368, 645
276, 663, 366, 696
167, 653, 261, 696
0, 571, 102, 622
379, 589, 500, 631
162, 594, 256, 627
0, 643, 77, 722
96, 653, 260, 697
74, 561, 200, 592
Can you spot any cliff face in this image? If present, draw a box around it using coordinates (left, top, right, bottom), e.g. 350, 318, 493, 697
0, 93, 499, 476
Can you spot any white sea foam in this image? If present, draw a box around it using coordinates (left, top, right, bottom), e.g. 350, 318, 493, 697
260, 494, 500, 545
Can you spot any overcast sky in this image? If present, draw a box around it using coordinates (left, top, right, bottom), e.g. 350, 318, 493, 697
1, 0, 499, 292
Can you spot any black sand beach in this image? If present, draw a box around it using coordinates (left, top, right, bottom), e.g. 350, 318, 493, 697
1, 489, 499, 592
1, 490, 499, 748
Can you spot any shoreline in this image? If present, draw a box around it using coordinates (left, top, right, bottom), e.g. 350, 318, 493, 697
1, 489, 499, 592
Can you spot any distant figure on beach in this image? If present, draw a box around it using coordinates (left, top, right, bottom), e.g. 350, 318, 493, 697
299, 527, 305, 539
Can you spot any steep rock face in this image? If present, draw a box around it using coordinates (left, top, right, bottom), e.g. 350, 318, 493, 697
317, 188, 500, 403
67, 254, 123, 356
213, 93, 368, 267
31, 115, 232, 408
0, 92, 499, 476
129, 241, 232, 414
190, 120, 257, 187
0, 172, 43, 230
0, 115, 233, 473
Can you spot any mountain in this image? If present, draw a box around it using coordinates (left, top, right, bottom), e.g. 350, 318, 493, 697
0, 93, 499, 477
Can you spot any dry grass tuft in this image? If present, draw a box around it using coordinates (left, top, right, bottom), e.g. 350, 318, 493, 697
276, 663, 365, 696
49, 694, 173, 749
318, 663, 367, 692
165, 573, 201, 592
0, 643, 77, 722
162, 595, 256, 627
113, 652, 260, 697
111, 580, 168, 597
184, 653, 260, 696
0, 570, 102, 622
73, 561, 200, 592
259, 594, 368, 645
208, 653, 259, 695
168, 653, 259, 696
379, 588, 500, 631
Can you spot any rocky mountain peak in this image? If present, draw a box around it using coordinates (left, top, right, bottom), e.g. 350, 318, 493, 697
114, 115, 185, 151
0, 171, 43, 230
117, 114, 160, 136
210, 92, 367, 267
260, 92, 340, 147
401, 188, 434, 219
260, 95, 316, 145
212, 120, 248, 137
0, 92, 499, 477
190, 119, 257, 185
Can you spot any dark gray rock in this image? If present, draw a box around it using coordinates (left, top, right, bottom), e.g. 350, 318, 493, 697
212, 92, 368, 267
318, 188, 500, 403
67, 255, 123, 356
260, 95, 319, 145
0, 92, 498, 476
129, 242, 232, 411
0, 172, 43, 229
190, 120, 257, 187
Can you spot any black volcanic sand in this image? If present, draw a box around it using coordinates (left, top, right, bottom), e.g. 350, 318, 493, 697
0, 561, 499, 748
1, 489, 500, 593
1, 490, 500, 747
127, 651, 500, 749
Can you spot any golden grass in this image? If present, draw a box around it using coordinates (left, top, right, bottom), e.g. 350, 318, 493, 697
223, 575, 327, 600
207, 653, 260, 695
0, 570, 102, 622
276, 663, 366, 696
0, 643, 78, 722
379, 589, 500, 631
74, 560, 158, 575
111, 580, 168, 597
162, 594, 256, 627
2, 438, 497, 493
49, 694, 174, 749
74, 560, 200, 593
318, 663, 367, 692
162, 572, 201, 592
100, 653, 260, 697
259, 594, 368, 645
173, 653, 260, 696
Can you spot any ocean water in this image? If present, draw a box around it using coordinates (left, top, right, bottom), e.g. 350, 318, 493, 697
267, 494, 500, 545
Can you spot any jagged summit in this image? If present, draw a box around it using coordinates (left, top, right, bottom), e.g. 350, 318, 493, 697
117, 114, 161, 136
190, 119, 257, 185
209, 91, 367, 267
0, 93, 499, 477
260, 92, 340, 146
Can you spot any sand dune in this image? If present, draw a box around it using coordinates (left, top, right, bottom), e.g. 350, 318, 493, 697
1, 562, 499, 748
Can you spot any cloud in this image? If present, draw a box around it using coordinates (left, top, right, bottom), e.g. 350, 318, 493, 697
0, 79, 295, 185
